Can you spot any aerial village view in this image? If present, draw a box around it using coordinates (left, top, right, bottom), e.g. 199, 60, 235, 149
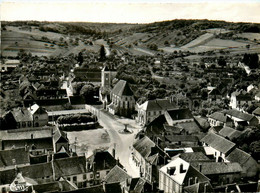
0, 1, 260, 192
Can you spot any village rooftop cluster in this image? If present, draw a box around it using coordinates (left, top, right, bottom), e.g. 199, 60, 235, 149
0, 20, 260, 193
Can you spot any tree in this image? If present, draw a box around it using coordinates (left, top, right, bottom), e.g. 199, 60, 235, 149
80, 84, 97, 103
242, 53, 259, 69
218, 58, 226, 67
99, 45, 106, 61
77, 52, 84, 66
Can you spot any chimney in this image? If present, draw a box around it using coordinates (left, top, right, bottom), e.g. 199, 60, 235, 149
204, 184, 208, 193
199, 164, 202, 172
167, 167, 176, 175
140, 166, 143, 177
195, 177, 198, 184
14, 165, 18, 175
188, 177, 193, 186
103, 160, 106, 169
180, 163, 186, 173
93, 162, 96, 172
24, 144, 29, 152
47, 152, 50, 163
116, 158, 119, 166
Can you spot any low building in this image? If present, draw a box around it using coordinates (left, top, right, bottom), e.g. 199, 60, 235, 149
200, 132, 236, 162
136, 99, 176, 126
87, 151, 122, 187
159, 157, 210, 193
226, 148, 259, 178
207, 112, 233, 127
191, 162, 243, 187
0, 127, 54, 152
132, 136, 170, 184
164, 108, 194, 126
0, 148, 30, 169
224, 109, 259, 126
218, 126, 242, 140
103, 165, 131, 184
164, 135, 200, 148
28, 104, 48, 127
53, 156, 87, 188
107, 80, 135, 117
230, 90, 253, 111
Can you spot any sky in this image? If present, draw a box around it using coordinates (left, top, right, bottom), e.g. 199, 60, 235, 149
1, 0, 260, 23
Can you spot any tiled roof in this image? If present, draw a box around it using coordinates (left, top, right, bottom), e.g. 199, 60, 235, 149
218, 126, 242, 140
164, 124, 183, 133
175, 121, 201, 134
61, 185, 105, 193
0, 162, 53, 185
208, 112, 227, 123
53, 156, 86, 178
200, 132, 236, 154
0, 148, 29, 168
194, 116, 210, 130
129, 177, 146, 192
53, 128, 67, 144
2, 127, 53, 141
166, 108, 193, 121
11, 107, 33, 122
179, 152, 210, 163
224, 109, 255, 121
111, 80, 133, 96
28, 104, 47, 115
165, 135, 199, 142
133, 136, 156, 159
252, 107, 260, 115
160, 157, 209, 185
104, 165, 131, 183
139, 99, 175, 111
87, 151, 122, 171
226, 148, 252, 166
184, 182, 214, 193
191, 162, 243, 175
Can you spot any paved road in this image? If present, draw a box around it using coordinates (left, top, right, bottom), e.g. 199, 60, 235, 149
98, 110, 140, 177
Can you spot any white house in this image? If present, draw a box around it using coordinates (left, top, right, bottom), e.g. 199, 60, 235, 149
136, 99, 175, 126
159, 157, 210, 193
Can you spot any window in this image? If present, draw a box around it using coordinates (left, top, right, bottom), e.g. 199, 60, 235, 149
67, 177, 71, 181
83, 174, 86, 180
90, 174, 93, 179
22, 122, 26, 127
73, 176, 77, 182
96, 172, 100, 178
35, 116, 38, 120
28, 121, 32, 127
148, 112, 151, 116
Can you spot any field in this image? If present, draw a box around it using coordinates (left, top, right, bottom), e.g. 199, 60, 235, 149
66, 129, 110, 156
1, 26, 101, 57
2, 22, 260, 58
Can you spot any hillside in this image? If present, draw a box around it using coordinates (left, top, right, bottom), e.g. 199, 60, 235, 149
1, 20, 260, 57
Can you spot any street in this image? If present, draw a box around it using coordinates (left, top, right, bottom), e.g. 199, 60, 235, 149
98, 110, 141, 177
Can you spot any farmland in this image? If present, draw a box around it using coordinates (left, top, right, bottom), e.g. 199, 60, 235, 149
1, 20, 260, 59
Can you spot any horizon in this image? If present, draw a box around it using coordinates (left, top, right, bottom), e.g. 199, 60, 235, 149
1, 1, 260, 24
